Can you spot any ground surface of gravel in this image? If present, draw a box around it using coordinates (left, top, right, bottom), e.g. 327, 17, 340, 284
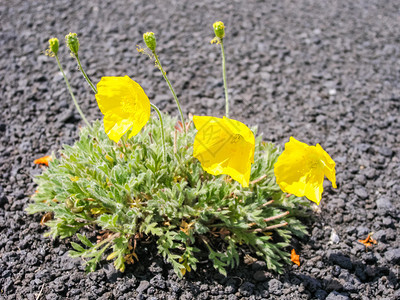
1, 0, 399, 299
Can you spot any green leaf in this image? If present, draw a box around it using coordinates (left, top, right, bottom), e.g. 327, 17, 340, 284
77, 234, 93, 248
71, 242, 85, 252
68, 250, 82, 258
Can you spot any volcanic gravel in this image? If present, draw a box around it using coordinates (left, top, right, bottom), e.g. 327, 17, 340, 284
1, 0, 399, 299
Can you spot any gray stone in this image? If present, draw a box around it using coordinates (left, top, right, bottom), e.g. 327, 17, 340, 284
326, 291, 350, 300
354, 187, 368, 200
136, 280, 150, 294
378, 147, 393, 157
253, 271, 271, 282
329, 253, 353, 270
373, 230, 387, 242
356, 226, 369, 236
376, 197, 393, 210
268, 279, 283, 296
384, 248, 400, 264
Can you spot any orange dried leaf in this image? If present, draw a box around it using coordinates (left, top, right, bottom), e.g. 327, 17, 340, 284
174, 121, 184, 132
40, 212, 53, 226
33, 155, 52, 166
291, 249, 300, 266
179, 220, 194, 235
174, 120, 192, 133
358, 233, 377, 248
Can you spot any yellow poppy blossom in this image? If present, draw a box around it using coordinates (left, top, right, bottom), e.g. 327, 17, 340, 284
193, 116, 255, 187
274, 137, 337, 205
95, 76, 150, 143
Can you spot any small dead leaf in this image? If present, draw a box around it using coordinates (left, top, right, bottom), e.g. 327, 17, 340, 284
40, 212, 53, 226
34, 155, 52, 166
210, 227, 231, 238
175, 121, 184, 132
358, 233, 377, 248
180, 220, 194, 235
123, 249, 139, 266
174, 121, 191, 133
244, 254, 258, 265
96, 230, 113, 243
291, 249, 300, 266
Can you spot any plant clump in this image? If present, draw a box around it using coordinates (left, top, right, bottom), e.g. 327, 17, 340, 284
29, 22, 336, 277
28, 116, 309, 275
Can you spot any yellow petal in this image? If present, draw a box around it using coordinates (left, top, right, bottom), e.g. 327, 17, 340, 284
193, 116, 255, 187
103, 116, 134, 143
222, 116, 256, 158
95, 76, 150, 143
316, 143, 337, 189
274, 137, 336, 205
302, 167, 324, 205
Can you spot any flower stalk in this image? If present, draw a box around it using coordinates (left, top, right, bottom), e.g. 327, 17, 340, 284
143, 32, 185, 126
153, 52, 185, 126
75, 55, 97, 94
65, 33, 98, 94
220, 41, 229, 118
212, 21, 229, 118
54, 54, 90, 127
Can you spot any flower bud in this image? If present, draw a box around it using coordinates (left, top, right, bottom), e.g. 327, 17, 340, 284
213, 21, 225, 39
143, 32, 156, 52
71, 206, 84, 213
65, 32, 80, 56
48, 38, 59, 56
65, 197, 74, 209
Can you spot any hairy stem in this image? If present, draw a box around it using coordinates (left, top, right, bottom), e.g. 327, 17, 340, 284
250, 174, 267, 185
153, 52, 185, 126
263, 211, 289, 223
220, 40, 229, 118
55, 55, 90, 127
75, 54, 97, 94
253, 222, 288, 233
92, 233, 120, 251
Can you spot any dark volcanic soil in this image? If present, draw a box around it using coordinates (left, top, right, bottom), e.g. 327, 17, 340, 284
1, 0, 399, 299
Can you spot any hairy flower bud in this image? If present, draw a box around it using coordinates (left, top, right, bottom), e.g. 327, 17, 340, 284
65, 197, 74, 209
213, 21, 225, 39
48, 38, 59, 56
65, 32, 80, 56
143, 32, 156, 52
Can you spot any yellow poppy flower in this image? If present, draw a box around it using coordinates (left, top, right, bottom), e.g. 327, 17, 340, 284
95, 76, 150, 143
193, 116, 255, 187
274, 137, 337, 205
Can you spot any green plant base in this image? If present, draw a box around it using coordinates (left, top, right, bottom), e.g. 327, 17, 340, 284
27, 114, 309, 277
